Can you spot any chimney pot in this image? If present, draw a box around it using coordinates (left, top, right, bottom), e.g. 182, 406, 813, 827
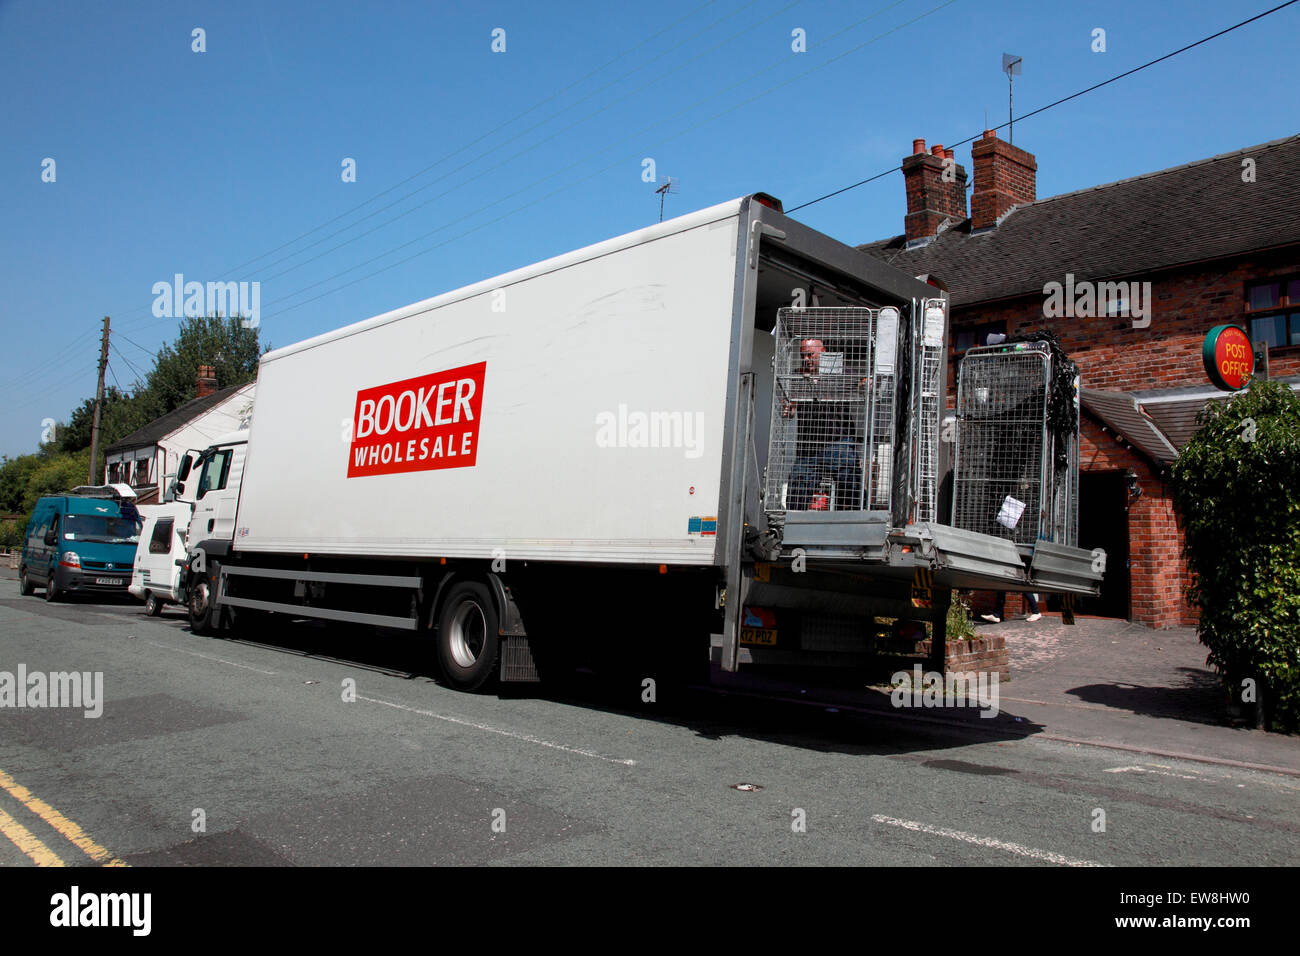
982, 129, 997, 141
931, 144, 944, 157
943, 148, 954, 160
912, 138, 926, 155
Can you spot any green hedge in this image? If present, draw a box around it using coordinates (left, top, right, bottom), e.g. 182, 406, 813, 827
1169, 379, 1300, 732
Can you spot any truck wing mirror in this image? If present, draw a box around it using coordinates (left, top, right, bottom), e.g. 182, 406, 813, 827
176, 455, 194, 482
44, 529, 57, 545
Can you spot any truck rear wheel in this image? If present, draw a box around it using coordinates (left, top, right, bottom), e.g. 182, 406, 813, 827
145, 591, 163, 616
19, 567, 34, 596
436, 581, 500, 692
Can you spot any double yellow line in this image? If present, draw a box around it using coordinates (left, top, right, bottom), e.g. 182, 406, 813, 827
0, 768, 127, 867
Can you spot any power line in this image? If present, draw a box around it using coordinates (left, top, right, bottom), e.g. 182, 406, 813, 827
0, 327, 99, 394
215, 0, 735, 280
89, 0, 774, 339
112, 0, 810, 338
207, 0, 806, 295
7, 360, 97, 416
250, 0, 959, 321
116, 332, 157, 360
165, 0, 938, 325
109, 342, 147, 386
213, 0, 771, 282
787, 0, 1300, 212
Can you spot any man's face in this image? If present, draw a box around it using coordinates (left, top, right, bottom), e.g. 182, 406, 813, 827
800, 340, 825, 373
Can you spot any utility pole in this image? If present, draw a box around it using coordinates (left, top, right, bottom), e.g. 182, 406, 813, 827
87, 316, 110, 485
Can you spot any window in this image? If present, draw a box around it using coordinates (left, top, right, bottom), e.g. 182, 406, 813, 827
107, 462, 121, 483
950, 321, 1008, 355
149, 518, 175, 554
196, 449, 232, 498
1245, 276, 1300, 349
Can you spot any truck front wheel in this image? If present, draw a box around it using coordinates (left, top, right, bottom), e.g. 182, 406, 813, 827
188, 570, 219, 636
436, 581, 500, 692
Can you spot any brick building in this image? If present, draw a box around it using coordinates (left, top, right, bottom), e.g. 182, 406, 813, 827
860, 132, 1300, 628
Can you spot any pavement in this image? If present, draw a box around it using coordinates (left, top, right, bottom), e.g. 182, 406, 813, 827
966, 613, 1300, 774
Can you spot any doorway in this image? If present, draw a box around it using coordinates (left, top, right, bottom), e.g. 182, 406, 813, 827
1072, 470, 1131, 618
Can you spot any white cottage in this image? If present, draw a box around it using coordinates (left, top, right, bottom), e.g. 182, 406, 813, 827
104, 366, 254, 505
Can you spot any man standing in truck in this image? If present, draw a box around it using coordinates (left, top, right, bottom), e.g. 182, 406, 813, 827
783, 338, 865, 510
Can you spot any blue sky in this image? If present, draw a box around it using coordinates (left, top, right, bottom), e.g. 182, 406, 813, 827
1, 0, 1296, 458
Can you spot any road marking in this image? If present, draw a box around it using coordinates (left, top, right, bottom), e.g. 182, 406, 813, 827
871, 814, 1107, 867
0, 769, 128, 866
358, 695, 637, 766
142, 638, 278, 675
0, 804, 65, 867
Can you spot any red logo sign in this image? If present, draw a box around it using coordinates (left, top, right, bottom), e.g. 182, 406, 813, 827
1202, 325, 1253, 391
347, 362, 486, 478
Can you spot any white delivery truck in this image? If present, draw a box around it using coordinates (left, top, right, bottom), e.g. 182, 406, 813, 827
173, 194, 1102, 691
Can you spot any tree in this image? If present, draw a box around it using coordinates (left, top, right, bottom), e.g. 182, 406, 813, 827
1169, 378, 1300, 732
0, 450, 91, 548
57, 386, 154, 454
141, 314, 263, 415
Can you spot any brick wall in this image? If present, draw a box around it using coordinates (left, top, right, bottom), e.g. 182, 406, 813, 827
916, 636, 1010, 682
950, 251, 1300, 390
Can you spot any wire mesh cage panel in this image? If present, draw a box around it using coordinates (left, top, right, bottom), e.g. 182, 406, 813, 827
912, 298, 947, 524
952, 344, 1051, 545
764, 307, 895, 513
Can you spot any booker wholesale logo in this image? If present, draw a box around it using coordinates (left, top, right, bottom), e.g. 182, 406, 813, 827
347, 362, 486, 478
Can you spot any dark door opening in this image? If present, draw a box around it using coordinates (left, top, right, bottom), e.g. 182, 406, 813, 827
1071, 470, 1131, 618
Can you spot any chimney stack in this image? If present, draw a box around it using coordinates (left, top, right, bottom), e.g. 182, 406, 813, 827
902, 137, 968, 242
196, 365, 218, 398
970, 129, 1036, 230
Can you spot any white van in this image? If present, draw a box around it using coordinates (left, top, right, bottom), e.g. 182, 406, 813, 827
130, 503, 191, 615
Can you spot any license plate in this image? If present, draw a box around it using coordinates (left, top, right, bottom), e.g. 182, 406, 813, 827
95, 577, 124, 586
740, 627, 777, 646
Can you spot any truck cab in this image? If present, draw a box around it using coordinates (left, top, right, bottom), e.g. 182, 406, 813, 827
170, 430, 248, 554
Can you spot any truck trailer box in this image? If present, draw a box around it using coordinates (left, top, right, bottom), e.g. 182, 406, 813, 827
236, 200, 747, 565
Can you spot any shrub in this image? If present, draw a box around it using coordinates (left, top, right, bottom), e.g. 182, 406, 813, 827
1169, 379, 1300, 732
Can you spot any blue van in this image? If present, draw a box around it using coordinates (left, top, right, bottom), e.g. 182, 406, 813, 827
19, 494, 143, 601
